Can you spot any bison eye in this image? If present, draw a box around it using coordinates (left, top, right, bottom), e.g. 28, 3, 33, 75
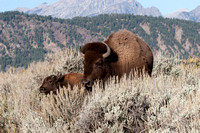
95, 59, 103, 67
49, 80, 53, 84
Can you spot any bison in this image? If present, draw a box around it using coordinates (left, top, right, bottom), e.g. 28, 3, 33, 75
39, 73, 83, 94
80, 30, 153, 89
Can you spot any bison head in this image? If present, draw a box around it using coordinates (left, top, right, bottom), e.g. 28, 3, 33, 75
80, 42, 118, 89
39, 75, 64, 94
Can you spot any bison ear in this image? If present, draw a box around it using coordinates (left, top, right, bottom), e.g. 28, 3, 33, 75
50, 75, 57, 80
57, 74, 65, 82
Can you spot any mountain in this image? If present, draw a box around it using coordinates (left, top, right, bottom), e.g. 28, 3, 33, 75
14, 0, 200, 22
165, 8, 190, 19
16, 0, 162, 18
165, 6, 200, 22
0, 12, 200, 71
14, 7, 30, 13
0, 11, 104, 71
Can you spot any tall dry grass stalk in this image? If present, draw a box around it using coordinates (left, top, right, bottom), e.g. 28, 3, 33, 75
0, 48, 199, 132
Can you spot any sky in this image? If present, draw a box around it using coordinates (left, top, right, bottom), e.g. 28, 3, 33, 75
139, 0, 200, 15
0, 0, 56, 12
0, 0, 200, 15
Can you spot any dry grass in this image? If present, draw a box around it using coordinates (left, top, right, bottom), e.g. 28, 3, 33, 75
0, 48, 199, 133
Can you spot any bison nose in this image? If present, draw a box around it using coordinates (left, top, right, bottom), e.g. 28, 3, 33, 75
82, 80, 90, 87
39, 87, 46, 93
82, 80, 93, 91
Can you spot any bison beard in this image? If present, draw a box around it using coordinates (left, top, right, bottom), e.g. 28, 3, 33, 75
80, 30, 154, 90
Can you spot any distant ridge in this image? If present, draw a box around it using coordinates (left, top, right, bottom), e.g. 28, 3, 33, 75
165, 8, 190, 19
165, 6, 200, 22
15, 0, 200, 22
14, 7, 30, 13
16, 0, 162, 18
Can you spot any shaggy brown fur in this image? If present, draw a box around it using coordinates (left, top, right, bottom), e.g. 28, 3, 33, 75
39, 73, 83, 94
80, 30, 154, 89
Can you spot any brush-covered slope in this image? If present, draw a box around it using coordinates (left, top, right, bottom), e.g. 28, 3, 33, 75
0, 11, 103, 71
0, 48, 200, 132
0, 11, 200, 71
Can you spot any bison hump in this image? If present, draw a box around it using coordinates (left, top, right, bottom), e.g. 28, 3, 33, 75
105, 30, 153, 76
106, 30, 143, 61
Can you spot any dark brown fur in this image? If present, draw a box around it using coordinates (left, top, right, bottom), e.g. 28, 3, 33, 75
80, 30, 154, 89
39, 73, 83, 94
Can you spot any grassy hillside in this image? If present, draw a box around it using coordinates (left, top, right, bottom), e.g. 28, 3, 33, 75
0, 48, 199, 132
0, 11, 103, 71
0, 12, 200, 71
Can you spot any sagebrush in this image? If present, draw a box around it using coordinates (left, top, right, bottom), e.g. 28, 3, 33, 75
0, 48, 199, 132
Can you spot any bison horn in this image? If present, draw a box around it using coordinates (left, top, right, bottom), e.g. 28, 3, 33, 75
79, 46, 85, 54
102, 42, 111, 58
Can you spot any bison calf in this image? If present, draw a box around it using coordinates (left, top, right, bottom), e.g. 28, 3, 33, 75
39, 73, 83, 94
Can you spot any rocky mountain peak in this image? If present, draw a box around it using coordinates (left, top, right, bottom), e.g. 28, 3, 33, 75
165, 6, 200, 22
165, 8, 190, 18
16, 0, 162, 18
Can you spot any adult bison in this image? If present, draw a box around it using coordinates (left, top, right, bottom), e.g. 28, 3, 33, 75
39, 73, 83, 94
80, 30, 153, 89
